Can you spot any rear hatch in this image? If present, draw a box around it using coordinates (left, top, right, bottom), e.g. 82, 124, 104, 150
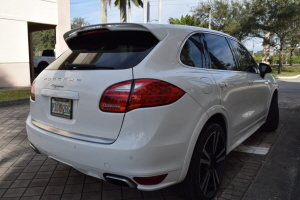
30, 24, 161, 144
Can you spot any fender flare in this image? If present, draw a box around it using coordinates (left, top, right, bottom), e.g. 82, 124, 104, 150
177, 105, 229, 182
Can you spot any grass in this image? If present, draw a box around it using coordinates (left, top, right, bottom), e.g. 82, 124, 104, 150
0, 90, 30, 101
270, 65, 300, 77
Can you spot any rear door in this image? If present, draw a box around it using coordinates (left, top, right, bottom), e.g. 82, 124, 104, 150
31, 28, 159, 143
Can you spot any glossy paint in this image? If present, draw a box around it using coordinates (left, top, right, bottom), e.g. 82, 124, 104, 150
26, 23, 278, 191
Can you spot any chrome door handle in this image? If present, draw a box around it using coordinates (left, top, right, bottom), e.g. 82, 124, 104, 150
219, 82, 227, 88
265, 81, 269, 85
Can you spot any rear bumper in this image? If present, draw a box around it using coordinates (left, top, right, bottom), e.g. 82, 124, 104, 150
26, 94, 205, 190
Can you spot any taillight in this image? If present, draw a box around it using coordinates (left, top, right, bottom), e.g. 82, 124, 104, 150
100, 80, 133, 112
30, 80, 36, 101
100, 79, 185, 113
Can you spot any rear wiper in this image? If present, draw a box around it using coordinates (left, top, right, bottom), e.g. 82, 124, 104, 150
65, 63, 114, 70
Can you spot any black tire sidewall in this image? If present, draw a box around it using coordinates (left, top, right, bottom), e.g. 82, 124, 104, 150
182, 122, 226, 200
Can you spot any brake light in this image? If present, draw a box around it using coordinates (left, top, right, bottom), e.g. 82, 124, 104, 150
30, 80, 36, 101
80, 29, 110, 36
100, 79, 185, 113
133, 174, 168, 185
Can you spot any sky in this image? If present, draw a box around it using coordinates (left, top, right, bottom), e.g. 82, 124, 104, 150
70, 0, 262, 53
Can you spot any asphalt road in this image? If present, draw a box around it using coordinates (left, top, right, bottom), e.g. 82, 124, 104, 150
243, 78, 300, 200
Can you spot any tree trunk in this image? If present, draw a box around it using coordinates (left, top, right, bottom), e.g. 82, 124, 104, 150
262, 31, 271, 64
120, 0, 127, 22
101, 0, 107, 23
278, 45, 283, 74
289, 48, 294, 66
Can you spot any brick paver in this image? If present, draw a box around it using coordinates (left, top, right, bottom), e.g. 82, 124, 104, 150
0, 103, 287, 199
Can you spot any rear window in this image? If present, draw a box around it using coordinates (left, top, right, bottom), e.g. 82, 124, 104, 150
47, 31, 159, 70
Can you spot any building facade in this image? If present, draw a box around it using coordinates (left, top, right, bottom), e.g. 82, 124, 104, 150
0, 0, 70, 87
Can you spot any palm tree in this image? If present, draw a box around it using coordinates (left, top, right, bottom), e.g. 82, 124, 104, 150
100, 0, 112, 23
114, 0, 143, 22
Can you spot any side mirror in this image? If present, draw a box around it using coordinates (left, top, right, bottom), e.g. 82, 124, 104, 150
259, 63, 272, 78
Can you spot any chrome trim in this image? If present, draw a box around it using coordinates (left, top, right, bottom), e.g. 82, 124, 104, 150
32, 119, 115, 144
105, 175, 137, 188
30, 143, 41, 154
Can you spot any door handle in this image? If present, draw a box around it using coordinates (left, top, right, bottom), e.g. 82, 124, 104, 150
248, 80, 254, 85
219, 82, 227, 88
265, 81, 269, 85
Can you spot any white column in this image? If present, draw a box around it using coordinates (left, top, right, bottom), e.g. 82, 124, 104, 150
143, 0, 147, 23
158, 0, 162, 24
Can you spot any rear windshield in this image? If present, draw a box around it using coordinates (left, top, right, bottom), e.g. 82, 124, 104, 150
47, 31, 159, 70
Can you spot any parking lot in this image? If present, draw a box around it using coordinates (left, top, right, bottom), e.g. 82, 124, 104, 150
0, 78, 299, 200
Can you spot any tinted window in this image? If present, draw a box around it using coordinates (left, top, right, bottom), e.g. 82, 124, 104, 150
180, 34, 207, 68
47, 31, 159, 70
204, 34, 237, 70
229, 39, 258, 72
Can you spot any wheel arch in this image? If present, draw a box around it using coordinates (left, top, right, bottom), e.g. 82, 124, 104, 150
178, 107, 229, 183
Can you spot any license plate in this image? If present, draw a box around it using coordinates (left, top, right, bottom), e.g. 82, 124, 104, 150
51, 98, 73, 119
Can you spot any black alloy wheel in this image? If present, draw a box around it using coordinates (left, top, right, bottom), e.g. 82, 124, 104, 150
199, 129, 226, 197
176, 122, 226, 200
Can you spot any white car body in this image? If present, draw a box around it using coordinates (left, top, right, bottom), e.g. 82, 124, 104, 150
26, 23, 278, 193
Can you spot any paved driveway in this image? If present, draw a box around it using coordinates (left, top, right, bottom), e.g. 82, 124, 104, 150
0, 78, 298, 200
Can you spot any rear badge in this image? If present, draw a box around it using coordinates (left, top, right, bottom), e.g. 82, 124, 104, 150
51, 84, 64, 89
44, 78, 81, 82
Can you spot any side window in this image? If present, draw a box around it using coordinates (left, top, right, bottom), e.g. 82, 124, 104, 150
204, 34, 237, 70
229, 39, 258, 73
180, 34, 207, 68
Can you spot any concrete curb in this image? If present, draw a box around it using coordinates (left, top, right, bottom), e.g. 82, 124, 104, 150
0, 98, 30, 107
276, 74, 300, 79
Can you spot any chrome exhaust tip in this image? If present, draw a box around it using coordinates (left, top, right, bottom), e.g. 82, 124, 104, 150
104, 174, 137, 188
30, 143, 41, 154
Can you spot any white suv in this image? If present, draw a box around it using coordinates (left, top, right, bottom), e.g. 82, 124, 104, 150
26, 23, 279, 200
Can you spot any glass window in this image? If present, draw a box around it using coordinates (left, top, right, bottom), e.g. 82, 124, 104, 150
229, 39, 258, 72
204, 34, 237, 70
47, 31, 159, 70
180, 34, 207, 68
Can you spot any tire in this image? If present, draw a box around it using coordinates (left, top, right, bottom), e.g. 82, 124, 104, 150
176, 122, 226, 200
260, 93, 279, 132
37, 62, 49, 74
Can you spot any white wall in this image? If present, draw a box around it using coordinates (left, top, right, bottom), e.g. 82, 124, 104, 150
0, 19, 29, 63
55, 0, 70, 57
0, 0, 70, 87
0, 0, 57, 25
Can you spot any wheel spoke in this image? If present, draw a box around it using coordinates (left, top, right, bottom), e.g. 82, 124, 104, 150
200, 158, 210, 165
202, 172, 210, 195
216, 148, 225, 159
216, 155, 226, 163
203, 149, 211, 160
213, 168, 220, 184
213, 131, 219, 154
212, 170, 217, 191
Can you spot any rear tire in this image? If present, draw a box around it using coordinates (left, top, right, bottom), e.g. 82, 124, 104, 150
176, 122, 226, 200
260, 93, 279, 132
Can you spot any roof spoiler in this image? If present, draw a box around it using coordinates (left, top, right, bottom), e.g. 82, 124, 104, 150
63, 23, 168, 43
